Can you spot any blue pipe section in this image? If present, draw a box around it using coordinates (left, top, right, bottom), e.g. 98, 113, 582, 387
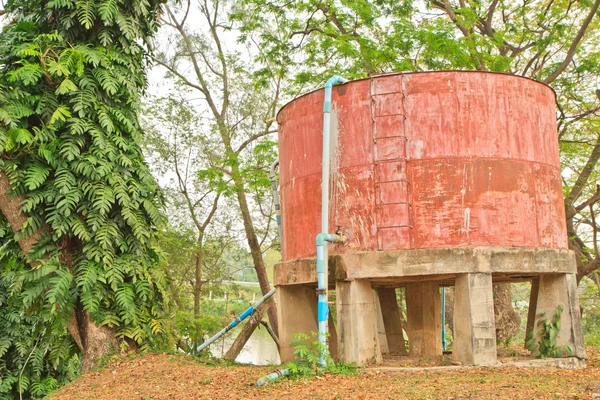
197, 288, 276, 352
316, 76, 347, 367
441, 287, 447, 351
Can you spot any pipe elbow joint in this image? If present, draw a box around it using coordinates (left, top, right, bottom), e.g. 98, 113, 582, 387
316, 232, 346, 246
325, 76, 347, 88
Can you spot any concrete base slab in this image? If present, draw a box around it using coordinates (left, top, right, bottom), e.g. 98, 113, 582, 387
367, 356, 586, 373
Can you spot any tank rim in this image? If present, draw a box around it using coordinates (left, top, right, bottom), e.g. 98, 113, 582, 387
276, 70, 557, 121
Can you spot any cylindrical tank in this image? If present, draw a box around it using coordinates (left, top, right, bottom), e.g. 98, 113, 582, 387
277, 71, 566, 262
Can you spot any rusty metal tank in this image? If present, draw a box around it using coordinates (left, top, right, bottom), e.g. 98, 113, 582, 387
276, 71, 566, 262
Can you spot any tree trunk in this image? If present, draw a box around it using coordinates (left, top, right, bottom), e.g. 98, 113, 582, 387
493, 283, 521, 344
444, 287, 455, 337
67, 303, 119, 373
193, 243, 204, 317
0, 172, 118, 372
223, 301, 269, 361
234, 183, 279, 338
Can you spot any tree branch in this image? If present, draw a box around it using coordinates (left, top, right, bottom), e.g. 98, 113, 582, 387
591, 203, 599, 258
235, 129, 277, 154
572, 185, 600, 217
565, 135, 600, 207
543, 0, 600, 84
151, 57, 206, 94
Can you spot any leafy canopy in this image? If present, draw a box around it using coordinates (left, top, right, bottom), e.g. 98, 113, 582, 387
0, 0, 168, 395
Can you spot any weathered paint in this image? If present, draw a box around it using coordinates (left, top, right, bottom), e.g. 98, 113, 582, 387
277, 71, 567, 262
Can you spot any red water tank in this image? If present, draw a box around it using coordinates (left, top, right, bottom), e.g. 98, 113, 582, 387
276, 71, 566, 262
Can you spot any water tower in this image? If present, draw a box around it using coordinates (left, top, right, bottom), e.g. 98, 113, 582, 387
274, 71, 585, 366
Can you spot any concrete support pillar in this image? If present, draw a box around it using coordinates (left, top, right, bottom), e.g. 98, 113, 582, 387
453, 273, 497, 365
373, 290, 389, 354
377, 287, 408, 355
524, 277, 539, 348
533, 273, 586, 359
336, 279, 382, 365
405, 282, 441, 356
328, 313, 339, 361
276, 284, 318, 363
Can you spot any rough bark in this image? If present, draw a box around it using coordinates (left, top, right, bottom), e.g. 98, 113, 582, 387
68, 303, 119, 373
493, 283, 521, 343
1, 171, 118, 372
0, 172, 40, 259
223, 300, 269, 361
444, 287, 455, 337
193, 245, 204, 316
234, 182, 279, 337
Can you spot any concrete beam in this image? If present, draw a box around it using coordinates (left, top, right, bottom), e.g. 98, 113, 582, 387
275, 247, 576, 286
453, 273, 498, 366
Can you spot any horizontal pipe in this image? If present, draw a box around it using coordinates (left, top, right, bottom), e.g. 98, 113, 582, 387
197, 288, 276, 352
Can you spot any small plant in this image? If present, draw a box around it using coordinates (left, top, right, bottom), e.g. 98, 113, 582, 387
526, 305, 572, 358
173, 312, 221, 356
286, 332, 358, 379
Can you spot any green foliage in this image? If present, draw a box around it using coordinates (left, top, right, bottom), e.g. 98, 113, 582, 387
0, 0, 167, 395
580, 280, 600, 346
526, 305, 572, 359
173, 312, 221, 355
0, 221, 81, 399
286, 332, 357, 379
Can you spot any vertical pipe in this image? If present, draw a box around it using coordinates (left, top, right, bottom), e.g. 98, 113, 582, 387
316, 76, 346, 366
441, 287, 447, 351
270, 160, 282, 245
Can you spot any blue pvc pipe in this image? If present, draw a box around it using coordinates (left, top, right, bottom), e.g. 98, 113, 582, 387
316, 76, 346, 367
441, 287, 447, 351
196, 288, 276, 352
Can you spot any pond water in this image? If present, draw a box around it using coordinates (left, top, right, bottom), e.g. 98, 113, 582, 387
208, 325, 280, 365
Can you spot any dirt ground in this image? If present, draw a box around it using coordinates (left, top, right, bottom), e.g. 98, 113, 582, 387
52, 346, 600, 400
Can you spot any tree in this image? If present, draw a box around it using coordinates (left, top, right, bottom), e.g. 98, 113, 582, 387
236, 0, 600, 341
0, 0, 167, 373
152, 0, 282, 336
142, 95, 226, 317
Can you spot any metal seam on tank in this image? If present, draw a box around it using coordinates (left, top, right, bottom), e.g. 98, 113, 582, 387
401, 73, 414, 249
278, 157, 562, 192
531, 164, 542, 246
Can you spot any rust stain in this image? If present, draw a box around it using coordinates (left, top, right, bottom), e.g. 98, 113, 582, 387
277, 72, 566, 261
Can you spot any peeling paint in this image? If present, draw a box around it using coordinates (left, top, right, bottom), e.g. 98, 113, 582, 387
276, 72, 566, 261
